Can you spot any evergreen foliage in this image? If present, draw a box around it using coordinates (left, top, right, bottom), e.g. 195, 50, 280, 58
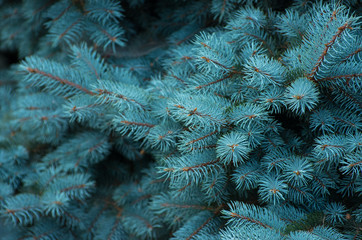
0, 0, 361, 239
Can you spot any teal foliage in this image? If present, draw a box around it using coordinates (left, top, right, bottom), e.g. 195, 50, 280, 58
0, 0, 361, 239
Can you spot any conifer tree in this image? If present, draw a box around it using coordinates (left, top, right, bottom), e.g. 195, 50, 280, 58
0, 0, 361, 239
